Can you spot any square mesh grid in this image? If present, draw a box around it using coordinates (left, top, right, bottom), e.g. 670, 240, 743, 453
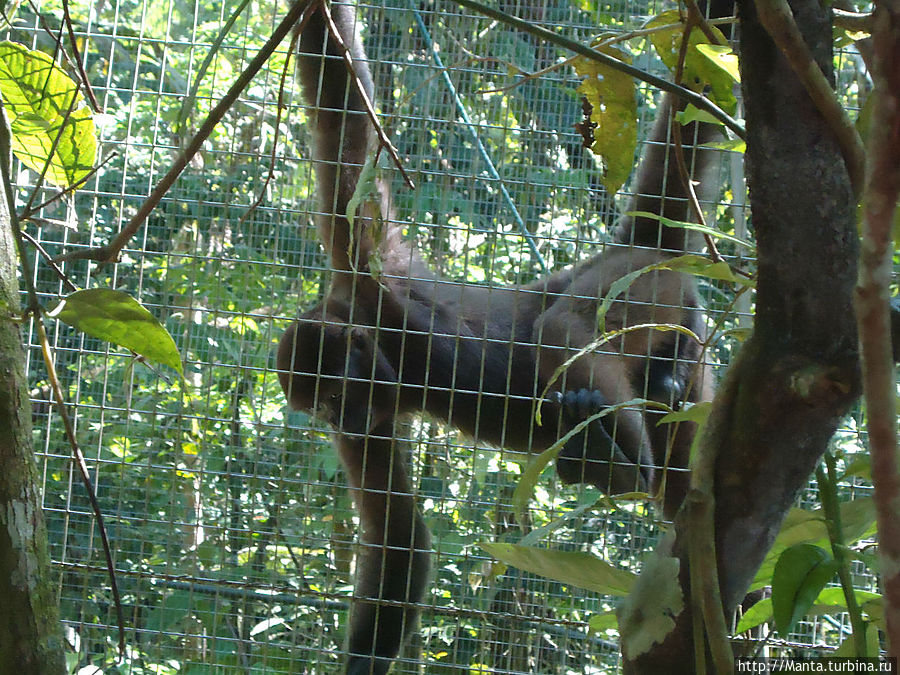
3, 0, 879, 672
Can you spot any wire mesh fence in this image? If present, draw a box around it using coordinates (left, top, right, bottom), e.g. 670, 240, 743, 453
3, 0, 880, 672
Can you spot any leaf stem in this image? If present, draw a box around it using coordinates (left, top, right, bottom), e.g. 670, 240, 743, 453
816, 454, 868, 656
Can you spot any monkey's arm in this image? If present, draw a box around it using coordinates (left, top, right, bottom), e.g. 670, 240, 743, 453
335, 421, 431, 675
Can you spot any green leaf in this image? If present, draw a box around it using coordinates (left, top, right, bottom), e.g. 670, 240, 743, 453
835, 622, 880, 658
574, 44, 637, 194
646, 11, 737, 114
658, 400, 711, 426
626, 213, 754, 250
702, 138, 746, 153
675, 104, 723, 126
345, 153, 379, 231
737, 588, 884, 635
735, 597, 772, 634
695, 43, 740, 84
771, 544, 839, 637
840, 457, 872, 482
588, 610, 618, 633
49, 288, 183, 374
518, 491, 601, 546
752, 499, 877, 590
0, 41, 96, 187
480, 542, 635, 596
658, 253, 752, 285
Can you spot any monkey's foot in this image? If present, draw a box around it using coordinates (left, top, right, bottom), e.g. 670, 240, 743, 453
347, 655, 392, 675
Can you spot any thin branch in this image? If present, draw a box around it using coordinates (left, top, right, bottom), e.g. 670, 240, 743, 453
53, 0, 314, 265
18, 229, 78, 292
318, 0, 415, 189
23, 0, 100, 111
61, 0, 101, 112
451, 0, 746, 139
671, 13, 725, 263
36, 318, 126, 655
816, 456, 868, 656
239, 21, 301, 226
21, 22, 81, 219
855, 0, 900, 654
175, 0, 253, 135
755, 0, 866, 197
21, 150, 118, 219
476, 21, 714, 95
683, 0, 727, 46
833, 9, 875, 34
0, 100, 41, 315
670, 18, 731, 673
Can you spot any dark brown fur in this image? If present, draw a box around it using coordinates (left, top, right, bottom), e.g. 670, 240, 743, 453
277, 3, 724, 672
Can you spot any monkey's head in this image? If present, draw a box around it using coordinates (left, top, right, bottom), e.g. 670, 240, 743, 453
277, 305, 399, 435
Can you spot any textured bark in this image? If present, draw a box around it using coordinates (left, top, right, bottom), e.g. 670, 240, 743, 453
622, 0, 860, 671
0, 155, 66, 671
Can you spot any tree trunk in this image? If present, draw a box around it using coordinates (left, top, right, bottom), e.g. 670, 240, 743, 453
0, 136, 66, 672
621, 0, 860, 670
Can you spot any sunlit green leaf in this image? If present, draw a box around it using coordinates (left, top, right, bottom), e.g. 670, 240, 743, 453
574, 44, 637, 194
695, 43, 740, 84
588, 610, 618, 633
702, 138, 746, 153
480, 542, 635, 596
0, 41, 96, 187
49, 288, 183, 374
675, 104, 723, 126
658, 400, 711, 426
659, 253, 752, 285
626, 212, 754, 250
646, 11, 737, 114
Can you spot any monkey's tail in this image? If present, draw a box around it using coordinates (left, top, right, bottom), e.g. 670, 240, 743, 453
295, 1, 382, 272
612, 96, 725, 253
613, 0, 734, 253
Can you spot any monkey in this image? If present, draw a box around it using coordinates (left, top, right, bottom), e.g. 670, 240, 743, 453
277, 2, 729, 672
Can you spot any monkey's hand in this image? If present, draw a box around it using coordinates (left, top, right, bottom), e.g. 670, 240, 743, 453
551, 389, 650, 495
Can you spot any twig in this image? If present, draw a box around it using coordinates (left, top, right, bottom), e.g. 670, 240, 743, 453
671, 12, 725, 264
18, 229, 78, 292
855, 0, 900, 654
21, 150, 118, 219
53, 0, 314, 265
685, 347, 742, 674
318, 0, 415, 190
23, 0, 100, 110
175, 0, 252, 135
36, 319, 126, 655
683, 0, 727, 45
239, 23, 300, 226
61, 0, 101, 112
755, 0, 865, 197
670, 18, 732, 674
451, 0, 746, 139
833, 9, 875, 34
20, 22, 82, 219
816, 456, 868, 656
0, 100, 41, 315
